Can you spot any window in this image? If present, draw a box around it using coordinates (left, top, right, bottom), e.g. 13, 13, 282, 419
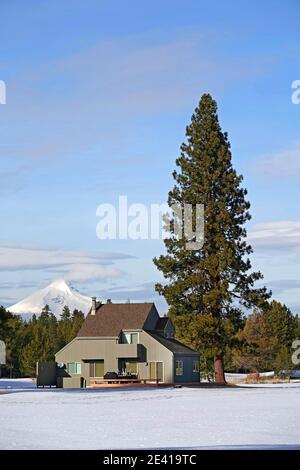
175, 360, 184, 376
67, 362, 81, 375
193, 361, 200, 373
119, 360, 138, 375
89, 361, 104, 378
121, 332, 139, 344
130, 333, 138, 344
125, 361, 138, 375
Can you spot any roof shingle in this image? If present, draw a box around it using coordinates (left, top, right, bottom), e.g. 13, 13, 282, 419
77, 302, 155, 337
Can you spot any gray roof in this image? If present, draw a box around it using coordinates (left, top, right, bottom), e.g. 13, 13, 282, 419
146, 331, 199, 355
155, 317, 169, 330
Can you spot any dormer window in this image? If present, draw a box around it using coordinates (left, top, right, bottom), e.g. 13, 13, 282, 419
120, 332, 139, 344
130, 333, 138, 344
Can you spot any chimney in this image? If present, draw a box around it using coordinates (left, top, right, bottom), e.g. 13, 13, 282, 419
91, 297, 97, 315
106, 298, 112, 304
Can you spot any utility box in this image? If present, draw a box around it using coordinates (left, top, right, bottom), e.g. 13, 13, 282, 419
36, 361, 57, 387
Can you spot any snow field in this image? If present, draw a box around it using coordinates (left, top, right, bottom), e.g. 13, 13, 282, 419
0, 379, 300, 449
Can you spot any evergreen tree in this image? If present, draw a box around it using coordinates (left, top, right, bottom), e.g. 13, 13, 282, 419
41, 304, 51, 317
274, 346, 293, 376
57, 305, 73, 347
20, 307, 57, 376
20, 337, 41, 377
0, 306, 25, 377
233, 301, 299, 374
71, 309, 85, 338
154, 94, 270, 383
0, 305, 11, 335
61, 305, 71, 320
265, 300, 297, 351
1, 304, 85, 377
233, 309, 274, 372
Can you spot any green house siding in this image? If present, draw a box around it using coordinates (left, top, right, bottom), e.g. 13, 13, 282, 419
174, 354, 200, 383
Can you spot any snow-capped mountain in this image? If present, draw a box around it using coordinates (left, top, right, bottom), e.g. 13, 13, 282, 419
9, 279, 92, 319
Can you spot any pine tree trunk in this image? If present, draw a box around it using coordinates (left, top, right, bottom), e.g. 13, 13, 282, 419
214, 355, 226, 384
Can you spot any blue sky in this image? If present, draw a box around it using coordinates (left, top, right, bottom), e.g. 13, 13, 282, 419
0, 0, 300, 314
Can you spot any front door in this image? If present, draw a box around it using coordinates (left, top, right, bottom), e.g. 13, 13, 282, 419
149, 362, 163, 382
157, 362, 163, 382
89, 360, 104, 378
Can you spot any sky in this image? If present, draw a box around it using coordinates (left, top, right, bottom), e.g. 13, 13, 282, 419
0, 0, 300, 314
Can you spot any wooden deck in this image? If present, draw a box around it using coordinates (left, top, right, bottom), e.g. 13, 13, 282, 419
88, 378, 162, 388
87, 380, 231, 389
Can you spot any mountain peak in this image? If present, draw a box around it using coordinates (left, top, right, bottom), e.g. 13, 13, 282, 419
9, 278, 92, 319
49, 278, 71, 292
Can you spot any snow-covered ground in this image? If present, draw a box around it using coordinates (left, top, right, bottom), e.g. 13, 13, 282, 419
0, 378, 36, 389
225, 371, 275, 381
0, 379, 300, 449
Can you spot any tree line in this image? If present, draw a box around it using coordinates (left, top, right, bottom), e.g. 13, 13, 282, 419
0, 305, 84, 377
175, 299, 300, 379
1, 299, 298, 379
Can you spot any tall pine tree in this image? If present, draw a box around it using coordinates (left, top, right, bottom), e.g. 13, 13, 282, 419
154, 94, 270, 383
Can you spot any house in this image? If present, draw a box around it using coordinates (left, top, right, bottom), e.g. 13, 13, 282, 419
55, 299, 200, 388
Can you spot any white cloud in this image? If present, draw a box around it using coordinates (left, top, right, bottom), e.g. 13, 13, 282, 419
0, 243, 131, 282
256, 142, 300, 180
265, 279, 300, 292
63, 264, 121, 283
248, 221, 300, 252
